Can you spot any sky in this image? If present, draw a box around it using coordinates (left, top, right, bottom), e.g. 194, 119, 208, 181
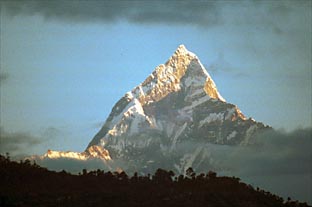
0, 0, 311, 156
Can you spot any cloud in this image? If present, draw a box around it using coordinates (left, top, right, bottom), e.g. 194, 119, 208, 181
0, 127, 44, 156
41, 127, 62, 140
214, 128, 312, 203
0, 72, 9, 85
0, 126, 68, 157
36, 157, 111, 174
204, 54, 252, 78
1, 0, 307, 29
173, 127, 311, 203
225, 128, 312, 176
205, 53, 240, 75
0, 0, 220, 26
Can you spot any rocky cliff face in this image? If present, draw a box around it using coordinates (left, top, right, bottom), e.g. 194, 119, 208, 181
86, 45, 270, 174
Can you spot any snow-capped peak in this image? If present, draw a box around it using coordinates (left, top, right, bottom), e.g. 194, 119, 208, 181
87, 45, 231, 148
174, 44, 196, 56
29, 45, 270, 175
87, 44, 269, 164
125, 45, 225, 106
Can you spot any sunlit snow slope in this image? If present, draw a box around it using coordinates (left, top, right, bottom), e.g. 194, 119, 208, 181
86, 45, 270, 173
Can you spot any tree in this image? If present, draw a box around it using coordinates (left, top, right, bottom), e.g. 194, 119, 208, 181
24, 159, 31, 166
177, 174, 184, 182
5, 152, 10, 161
207, 171, 217, 179
131, 172, 138, 182
115, 171, 128, 181
96, 169, 104, 176
153, 168, 174, 183
196, 173, 205, 181
186, 167, 196, 179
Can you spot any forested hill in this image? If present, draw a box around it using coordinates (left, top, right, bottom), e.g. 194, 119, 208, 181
0, 154, 309, 207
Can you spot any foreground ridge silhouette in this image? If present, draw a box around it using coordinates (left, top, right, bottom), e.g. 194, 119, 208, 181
0, 154, 309, 207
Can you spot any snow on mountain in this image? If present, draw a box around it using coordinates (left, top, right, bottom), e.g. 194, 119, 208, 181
88, 45, 227, 147
32, 45, 270, 174
30, 145, 111, 162
85, 44, 270, 173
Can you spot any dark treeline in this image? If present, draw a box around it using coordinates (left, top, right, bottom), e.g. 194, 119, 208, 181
0, 154, 310, 207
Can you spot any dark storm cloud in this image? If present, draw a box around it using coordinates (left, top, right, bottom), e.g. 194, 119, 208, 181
2, 0, 305, 28
0, 0, 221, 26
0, 127, 43, 155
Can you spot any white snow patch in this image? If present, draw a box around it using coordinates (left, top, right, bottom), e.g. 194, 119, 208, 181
241, 125, 258, 145
177, 109, 193, 123
139, 85, 145, 96
170, 122, 187, 151
191, 88, 205, 97
183, 73, 206, 89
199, 113, 224, 128
126, 91, 134, 99
109, 99, 137, 127
226, 131, 237, 141
105, 98, 151, 140
225, 107, 236, 120
182, 95, 211, 112
155, 120, 164, 131
166, 122, 175, 137
129, 114, 144, 135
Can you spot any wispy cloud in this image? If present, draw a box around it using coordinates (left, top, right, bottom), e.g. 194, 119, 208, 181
0, 126, 66, 157
0, 127, 43, 156
0, 72, 9, 85
205, 53, 244, 76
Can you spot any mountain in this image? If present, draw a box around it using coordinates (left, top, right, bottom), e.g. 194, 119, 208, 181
33, 45, 270, 174
27, 145, 113, 173
42, 145, 111, 161
84, 45, 270, 174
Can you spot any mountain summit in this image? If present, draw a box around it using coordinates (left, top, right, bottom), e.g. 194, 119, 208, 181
88, 45, 228, 147
86, 45, 269, 173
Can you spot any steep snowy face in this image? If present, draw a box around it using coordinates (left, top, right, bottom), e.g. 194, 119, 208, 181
88, 45, 227, 148
131, 44, 225, 106
29, 45, 271, 175
87, 45, 269, 167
